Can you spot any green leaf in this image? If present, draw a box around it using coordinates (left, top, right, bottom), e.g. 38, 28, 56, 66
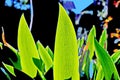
0, 42, 3, 49
111, 50, 120, 63
32, 58, 46, 80
54, 3, 79, 80
2, 62, 16, 77
9, 55, 21, 70
96, 50, 120, 80
77, 37, 84, 48
46, 46, 54, 61
87, 26, 96, 59
99, 28, 107, 49
94, 39, 119, 80
36, 41, 53, 73
18, 14, 39, 78
5, 44, 21, 70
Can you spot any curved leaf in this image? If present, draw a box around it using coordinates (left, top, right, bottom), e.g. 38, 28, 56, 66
18, 14, 39, 78
54, 3, 79, 80
87, 26, 96, 59
99, 28, 107, 49
36, 41, 53, 73
94, 39, 119, 80
96, 50, 120, 80
111, 50, 120, 63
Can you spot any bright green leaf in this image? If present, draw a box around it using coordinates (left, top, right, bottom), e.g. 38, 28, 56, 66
87, 25, 96, 59
0, 42, 3, 49
36, 41, 53, 73
46, 46, 54, 61
94, 39, 119, 80
18, 14, 39, 78
2, 62, 16, 77
99, 28, 107, 49
54, 3, 79, 80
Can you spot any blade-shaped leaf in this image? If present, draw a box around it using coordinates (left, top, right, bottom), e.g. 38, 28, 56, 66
2, 62, 16, 77
36, 41, 53, 73
94, 39, 119, 80
96, 50, 120, 80
99, 28, 107, 49
87, 26, 96, 59
32, 58, 46, 80
54, 3, 79, 80
77, 37, 84, 48
18, 14, 39, 78
111, 50, 120, 63
46, 46, 54, 61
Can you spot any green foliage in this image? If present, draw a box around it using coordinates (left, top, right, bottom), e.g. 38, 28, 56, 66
54, 3, 79, 80
111, 50, 120, 63
87, 25, 96, 60
94, 39, 119, 80
36, 41, 53, 73
46, 46, 54, 61
0, 42, 3, 49
18, 14, 39, 78
2, 62, 16, 77
99, 28, 107, 49
0, 3, 120, 80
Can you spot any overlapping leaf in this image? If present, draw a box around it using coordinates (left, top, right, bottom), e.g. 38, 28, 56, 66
18, 14, 39, 78
36, 41, 53, 73
94, 39, 119, 80
87, 26, 96, 59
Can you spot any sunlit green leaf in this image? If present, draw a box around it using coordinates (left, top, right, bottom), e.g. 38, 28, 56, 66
94, 39, 119, 80
36, 41, 53, 73
18, 14, 39, 78
2, 62, 16, 77
96, 65, 104, 80
54, 3, 79, 80
46, 46, 54, 61
87, 26, 96, 59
